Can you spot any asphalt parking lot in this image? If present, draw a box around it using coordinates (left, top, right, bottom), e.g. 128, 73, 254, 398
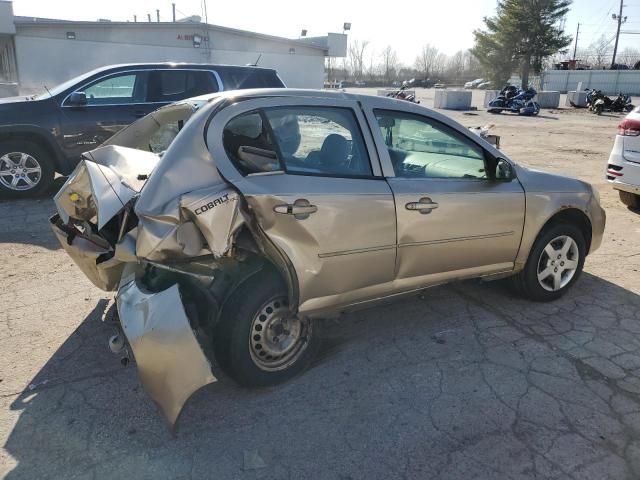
2, 89, 640, 479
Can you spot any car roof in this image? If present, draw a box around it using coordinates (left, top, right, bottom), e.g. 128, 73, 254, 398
190, 88, 383, 104
83, 63, 278, 74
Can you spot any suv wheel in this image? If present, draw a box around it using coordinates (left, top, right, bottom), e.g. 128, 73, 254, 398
511, 223, 586, 302
0, 141, 54, 198
214, 270, 321, 387
619, 190, 640, 209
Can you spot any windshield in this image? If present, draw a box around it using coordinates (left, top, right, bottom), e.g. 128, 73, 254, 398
35, 66, 111, 100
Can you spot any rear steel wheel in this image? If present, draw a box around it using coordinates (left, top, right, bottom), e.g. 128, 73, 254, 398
248, 297, 312, 372
214, 270, 320, 387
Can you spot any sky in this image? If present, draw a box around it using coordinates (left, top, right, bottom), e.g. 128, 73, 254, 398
11, 0, 640, 64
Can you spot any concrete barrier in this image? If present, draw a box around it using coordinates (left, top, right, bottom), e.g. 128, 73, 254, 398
566, 91, 588, 107
484, 90, 500, 107
434, 90, 472, 110
0, 83, 19, 98
534, 91, 560, 108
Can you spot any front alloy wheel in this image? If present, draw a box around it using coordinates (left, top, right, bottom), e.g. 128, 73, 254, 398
536, 235, 579, 292
0, 152, 42, 191
511, 223, 586, 302
0, 141, 54, 198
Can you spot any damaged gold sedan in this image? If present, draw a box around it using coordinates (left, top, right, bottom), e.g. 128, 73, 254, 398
51, 89, 606, 428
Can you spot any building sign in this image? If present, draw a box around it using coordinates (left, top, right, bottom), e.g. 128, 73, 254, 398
177, 34, 209, 42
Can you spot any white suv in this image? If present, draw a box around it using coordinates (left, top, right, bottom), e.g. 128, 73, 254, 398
607, 105, 640, 208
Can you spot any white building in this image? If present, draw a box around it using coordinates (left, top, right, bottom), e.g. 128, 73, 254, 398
0, 0, 346, 96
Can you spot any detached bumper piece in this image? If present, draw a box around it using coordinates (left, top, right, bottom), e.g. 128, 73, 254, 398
50, 214, 124, 291
116, 280, 216, 429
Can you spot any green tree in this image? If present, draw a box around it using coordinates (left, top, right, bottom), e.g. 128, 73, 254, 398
472, 0, 572, 88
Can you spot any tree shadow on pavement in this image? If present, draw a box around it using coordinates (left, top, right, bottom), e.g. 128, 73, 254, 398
4, 272, 640, 479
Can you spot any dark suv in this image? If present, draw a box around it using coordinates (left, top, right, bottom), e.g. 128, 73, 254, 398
0, 63, 285, 198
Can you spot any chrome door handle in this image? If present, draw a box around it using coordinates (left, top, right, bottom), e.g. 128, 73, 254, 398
274, 199, 317, 220
405, 197, 439, 214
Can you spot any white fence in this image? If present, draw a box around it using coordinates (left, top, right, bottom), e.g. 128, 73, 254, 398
540, 70, 640, 95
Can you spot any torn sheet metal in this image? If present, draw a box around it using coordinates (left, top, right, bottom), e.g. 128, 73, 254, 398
51, 220, 124, 291
55, 146, 159, 229
116, 281, 216, 428
133, 99, 228, 261
181, 184, 245, 257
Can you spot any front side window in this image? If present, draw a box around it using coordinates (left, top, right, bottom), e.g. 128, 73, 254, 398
81, 73, 144, 105
375, 110, 487, 179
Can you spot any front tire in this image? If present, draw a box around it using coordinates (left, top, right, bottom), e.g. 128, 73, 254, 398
511, 224, 586, 302
0, 140, 54, 198
214, 270, 320, 387
619, 190, 640, 209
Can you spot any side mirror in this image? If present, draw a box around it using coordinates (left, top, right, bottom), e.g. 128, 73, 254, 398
494, 157, 515, 181
68, 91, 87, 106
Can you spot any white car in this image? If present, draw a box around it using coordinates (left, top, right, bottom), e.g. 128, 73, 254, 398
464, 78, 484, 89
607, 105, 640, 208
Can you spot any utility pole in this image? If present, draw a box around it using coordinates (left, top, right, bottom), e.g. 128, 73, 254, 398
156, 9, 160, 22
147, 13, 151, 22
611, 0, 627, 68
572, 23, 580, 60
172, 3, 176, 22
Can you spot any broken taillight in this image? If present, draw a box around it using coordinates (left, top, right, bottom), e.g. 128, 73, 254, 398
618, 119, 640, 136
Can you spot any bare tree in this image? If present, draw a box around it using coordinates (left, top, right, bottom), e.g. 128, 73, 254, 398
414, 44, 439, 79
617, 47, 640, 68
348, 40, 369, 82
433, 53, 448, 78
587, 35, 613, 69
447, 50, 466, 79
380, 45, 400, 84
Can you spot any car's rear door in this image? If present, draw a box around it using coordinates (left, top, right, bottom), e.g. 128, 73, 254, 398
207, 97, 396, 315
364, 104, 525, 287
59, 70, 153, 160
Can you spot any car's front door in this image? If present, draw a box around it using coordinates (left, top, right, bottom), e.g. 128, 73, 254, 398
369, 108, 525, 287
208, 98, 397, 315
59, 70, 154, 160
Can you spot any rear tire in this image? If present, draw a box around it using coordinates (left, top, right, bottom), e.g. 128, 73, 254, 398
510, 223, 586, 302
0, 140, 54, 199
619, 190, 640, 209
214, 270, 321, 387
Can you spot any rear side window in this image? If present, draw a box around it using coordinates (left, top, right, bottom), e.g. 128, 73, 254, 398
148, 70, 218, 102
264, 107, 372, 177
222, 106, 372, 178
218, 68, 285, 90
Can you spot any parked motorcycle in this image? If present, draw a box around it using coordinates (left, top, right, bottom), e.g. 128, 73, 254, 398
590, 91, 635, 115
386, 82, 420, 103
487, 86, 540, 116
